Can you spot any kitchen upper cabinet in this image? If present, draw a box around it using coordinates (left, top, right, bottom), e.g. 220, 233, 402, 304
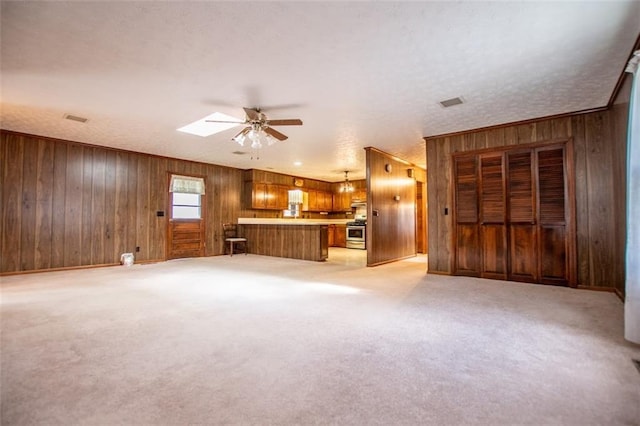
307, 190, 317, 211
248, 182, 267, 209
320, 191, 333, 211
351, 189, 367, 203
304, 189, 333, 212
245, 182, 289, 210
333, 192, 352, 212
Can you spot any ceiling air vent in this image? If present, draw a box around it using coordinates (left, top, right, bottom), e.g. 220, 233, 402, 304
63, 114, 88, 123
439, 97, 464, 108
232, 151, 247, 155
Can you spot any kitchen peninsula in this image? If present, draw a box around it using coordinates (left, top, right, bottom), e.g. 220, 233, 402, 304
237, 218, 350, 261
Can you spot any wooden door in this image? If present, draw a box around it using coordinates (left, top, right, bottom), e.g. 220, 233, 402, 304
452, 141, 575, 287
506, 150, 538, 283
168, 219, 204, 259
453, 155, 480, 276
167, 176, 205, 260
416, 181, 426, 254
536, 146, 570, 285
479, 154, 507, 279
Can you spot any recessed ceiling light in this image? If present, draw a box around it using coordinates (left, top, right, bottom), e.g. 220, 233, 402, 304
177, 112, 243, 137
293, 161, 302, 166
439, 97, 464, 108
63, 113, 88, 123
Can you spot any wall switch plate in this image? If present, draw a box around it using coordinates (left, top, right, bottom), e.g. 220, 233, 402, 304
444, 208, 449, 215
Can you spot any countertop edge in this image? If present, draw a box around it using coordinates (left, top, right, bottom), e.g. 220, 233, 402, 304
238, 218, 350, 226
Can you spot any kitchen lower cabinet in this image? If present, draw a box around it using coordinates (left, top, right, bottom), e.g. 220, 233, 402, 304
328, 224, 347, 248
328, 225, 335, 246
334, 224, 346, 247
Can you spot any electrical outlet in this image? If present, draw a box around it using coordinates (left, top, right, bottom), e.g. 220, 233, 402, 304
136, 246, 140, 252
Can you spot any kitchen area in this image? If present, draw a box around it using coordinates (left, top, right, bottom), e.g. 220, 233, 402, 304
236, 169, 369, 262
235, 148, 427, 267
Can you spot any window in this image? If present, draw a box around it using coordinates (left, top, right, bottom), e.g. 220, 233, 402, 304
169, 174, 205, 220
172, 192, 201, 219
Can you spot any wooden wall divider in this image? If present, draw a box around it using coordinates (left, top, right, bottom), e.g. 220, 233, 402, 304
365, 147, 426, 266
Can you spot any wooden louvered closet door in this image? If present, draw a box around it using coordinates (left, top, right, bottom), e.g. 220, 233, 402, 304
536, 146, 569, 285
453, 142, 574, 286
454, 156, 480, 276
507, 150, 538, 282
479, 154, 507, 280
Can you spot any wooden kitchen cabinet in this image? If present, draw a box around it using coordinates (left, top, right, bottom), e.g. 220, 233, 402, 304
328, 225, 335, 246
246, 182, 289, 210
304, 189, 333, 212
307, 190, 317, 211
333, 192, 352, 212
247, 182, 267, 209
319, 191, 333, 211
334, 224, 347, 248
351, 189, 367, 203
328, 224, 347, 247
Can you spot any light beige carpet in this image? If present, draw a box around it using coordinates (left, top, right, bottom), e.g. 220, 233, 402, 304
1, 249, 639, 425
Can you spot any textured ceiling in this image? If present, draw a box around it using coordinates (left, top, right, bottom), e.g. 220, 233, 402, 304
1, 1, 638, 181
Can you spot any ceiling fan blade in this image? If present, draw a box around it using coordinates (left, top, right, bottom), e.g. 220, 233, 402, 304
243, 107, 260, 121
232, 127, 251, 139
205, 119, 246, 124
263, 127, 288, 141
266, 119, 303, 126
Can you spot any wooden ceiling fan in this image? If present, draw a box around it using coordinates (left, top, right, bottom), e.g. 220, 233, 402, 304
206, 107, 303, 146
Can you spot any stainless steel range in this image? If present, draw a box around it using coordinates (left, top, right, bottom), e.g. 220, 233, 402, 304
346, 220, 366, 249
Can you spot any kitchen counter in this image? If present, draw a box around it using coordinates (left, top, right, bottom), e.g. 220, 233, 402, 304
238, 218, 350, 225
237, 219, 340, 261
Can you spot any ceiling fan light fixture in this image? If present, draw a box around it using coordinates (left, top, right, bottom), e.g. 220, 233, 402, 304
203, 107, 303, 155
233, 133, 246, 146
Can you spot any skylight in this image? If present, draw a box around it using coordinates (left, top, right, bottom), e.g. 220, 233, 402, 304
177, 112, 243, 137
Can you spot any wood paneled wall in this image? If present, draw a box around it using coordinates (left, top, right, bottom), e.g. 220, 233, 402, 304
0, 131, 244, 273
610, 73, 632, 295
366, 147, 419, 266
425, 107, 629, 293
